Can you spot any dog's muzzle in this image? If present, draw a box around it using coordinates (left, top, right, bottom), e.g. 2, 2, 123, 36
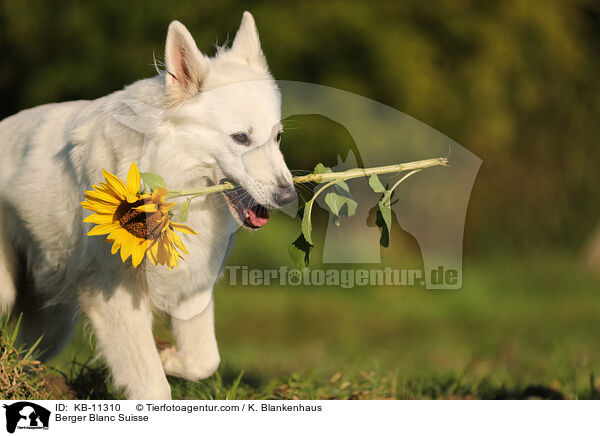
273, 185, 297, 207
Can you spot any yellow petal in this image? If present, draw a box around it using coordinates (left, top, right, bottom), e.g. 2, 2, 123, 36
170, 250, 178, 269
167, 228, 189, 255
110, 240, 122, 255
131, 240, 147, 268
103, 169, 129, 199
81, 200, 116, 214
87, 223, 119, 236
171, 222, 198, 235
147, 241, 159, 266
152, 188, 168, 203
134, 203, 159, 213
106, 227, 128, 242
93, 184, 125, 201
159, 202, 176, 213
125, 193, 140, 203
157, 239, 169, 266
166, 240, 179, 268
84, 190, 121, 205
120, 236, 134, 262
126, 162, 141, 195
83, 214, 114, 224
83, 191, 121, 206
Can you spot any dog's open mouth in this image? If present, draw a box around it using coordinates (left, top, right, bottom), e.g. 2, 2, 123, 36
221, 179, 269, 229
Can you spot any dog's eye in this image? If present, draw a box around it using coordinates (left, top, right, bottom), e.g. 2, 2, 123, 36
231, 133, 250, 146
276, 131, 282, 143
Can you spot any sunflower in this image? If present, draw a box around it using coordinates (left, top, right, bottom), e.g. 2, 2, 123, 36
81, 162, 197, 269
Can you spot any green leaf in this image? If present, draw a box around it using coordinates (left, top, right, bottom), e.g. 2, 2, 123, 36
288, 232, 313, 274
227, 370, 245, 400
333, 180, 350, 193
22, 334, 44, 360
179, 198, 192, 222
313, 163, 332, 175
141, 172, 166, 190
301, 200, 314, 244
369, 174, 385, 193
322, 180, 358, 227
371, 188, 398, 247
324, 188, 358, 221
378, 191, 392, 229
10, 313, 22, 346
377, 190, 393, 247
375, 207, 390, 247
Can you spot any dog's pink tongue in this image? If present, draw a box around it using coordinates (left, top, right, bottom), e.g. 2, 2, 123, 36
247, 206, 269, 227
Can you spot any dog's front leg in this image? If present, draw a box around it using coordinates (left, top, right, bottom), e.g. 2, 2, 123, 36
160, 295, 220, 381
80, 285, 171, 399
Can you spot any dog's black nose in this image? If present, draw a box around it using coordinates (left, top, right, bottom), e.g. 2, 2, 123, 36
274, 186, 297, 206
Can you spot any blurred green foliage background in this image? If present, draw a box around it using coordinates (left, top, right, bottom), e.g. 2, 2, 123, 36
1, 0, 599, 253
2, 0, 600, 398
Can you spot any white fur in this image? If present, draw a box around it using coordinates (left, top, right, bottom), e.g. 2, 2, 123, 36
0, 12, 293, 399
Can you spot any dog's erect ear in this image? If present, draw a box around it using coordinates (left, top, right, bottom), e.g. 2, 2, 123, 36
165, 21, 209, 103
228, 11, 268, 71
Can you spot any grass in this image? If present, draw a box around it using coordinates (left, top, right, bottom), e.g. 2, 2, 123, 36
0, 315, 53, 400
37, 249, 600, 400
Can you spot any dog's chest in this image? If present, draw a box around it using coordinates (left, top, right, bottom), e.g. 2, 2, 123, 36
145, 196, 236, 318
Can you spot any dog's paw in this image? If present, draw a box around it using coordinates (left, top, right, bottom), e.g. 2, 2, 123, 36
159, 347, 220, 382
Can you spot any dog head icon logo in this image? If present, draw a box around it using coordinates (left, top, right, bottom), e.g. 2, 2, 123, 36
2, 402, 50, 433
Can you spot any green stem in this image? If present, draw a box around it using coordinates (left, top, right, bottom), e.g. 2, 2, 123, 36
388, 169, 423, 194
303, 179, 339, 234
165, 181, 236, 200
292, 157, 447, 185
165, 156, 448, 200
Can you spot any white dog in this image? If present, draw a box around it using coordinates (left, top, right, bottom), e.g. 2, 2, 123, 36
0, 12, 295, 399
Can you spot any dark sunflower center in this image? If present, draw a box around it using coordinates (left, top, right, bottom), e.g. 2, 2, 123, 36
114, 199, 164, 240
